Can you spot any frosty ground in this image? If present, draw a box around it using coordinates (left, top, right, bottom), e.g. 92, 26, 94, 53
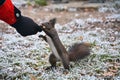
0, 1, 120, 80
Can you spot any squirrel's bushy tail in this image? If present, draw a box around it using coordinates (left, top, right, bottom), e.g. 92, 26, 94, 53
68, 43, 91, 61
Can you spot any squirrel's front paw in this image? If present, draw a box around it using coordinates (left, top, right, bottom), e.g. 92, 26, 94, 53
45, 66, 57, 70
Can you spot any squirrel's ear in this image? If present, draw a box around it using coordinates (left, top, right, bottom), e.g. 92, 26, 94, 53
49, 18, 56, 27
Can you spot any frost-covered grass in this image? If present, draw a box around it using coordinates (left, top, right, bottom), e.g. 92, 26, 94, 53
0, 13, 120, 80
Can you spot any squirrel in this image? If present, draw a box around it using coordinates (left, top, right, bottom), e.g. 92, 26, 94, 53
39, 18, 91, 69
48, 41, 91, 68
39, 35, 91, 69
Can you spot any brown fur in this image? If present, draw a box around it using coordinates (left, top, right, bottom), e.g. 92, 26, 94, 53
68, 43, 90, 61
39, 18, 91, 69
48, 43, 90, 68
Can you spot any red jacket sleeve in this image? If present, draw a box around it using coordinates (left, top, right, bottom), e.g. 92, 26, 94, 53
0, 0, 17, 25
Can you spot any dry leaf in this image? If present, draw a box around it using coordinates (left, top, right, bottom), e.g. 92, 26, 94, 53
30, 74, 37, 80
83, 42, 91, 47
102, 72, 115, 77
78, 36, 83, 41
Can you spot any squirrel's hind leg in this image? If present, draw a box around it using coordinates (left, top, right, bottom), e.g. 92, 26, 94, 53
49, 53, 57, 67
45, 53, 57, 70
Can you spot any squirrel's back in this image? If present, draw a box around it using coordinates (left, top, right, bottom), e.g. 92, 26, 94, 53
68, 43, 91, 61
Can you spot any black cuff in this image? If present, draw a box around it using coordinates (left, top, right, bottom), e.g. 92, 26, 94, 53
0, 0, 5, 6
14, 6, 21, 20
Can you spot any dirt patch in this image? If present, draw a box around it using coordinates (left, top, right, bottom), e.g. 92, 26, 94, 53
21, 6, 110, 25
